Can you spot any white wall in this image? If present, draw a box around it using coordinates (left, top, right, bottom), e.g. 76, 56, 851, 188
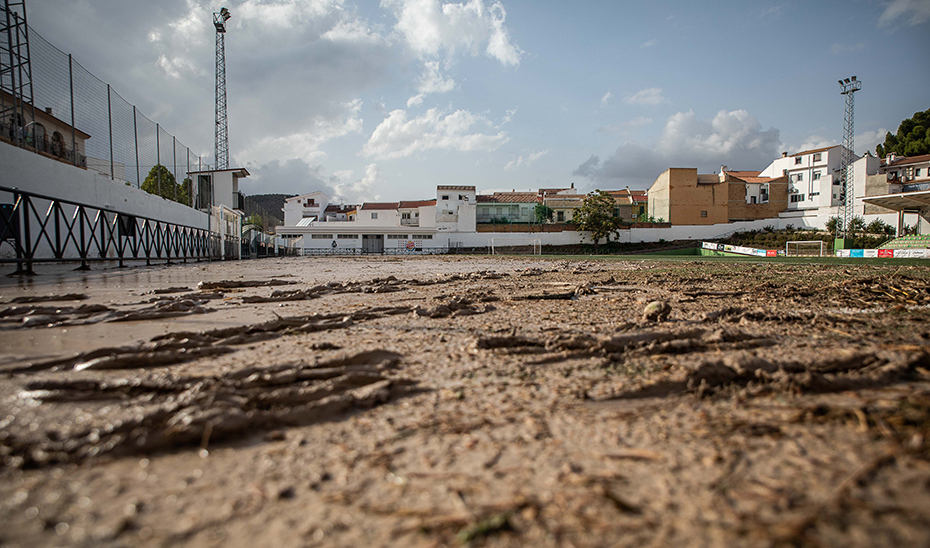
1, 142, 208, 228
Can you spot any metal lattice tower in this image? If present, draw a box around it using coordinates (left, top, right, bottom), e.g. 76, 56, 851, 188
839, 76, 861, 237
1, 0, 36, 149
214, 7, 231, 170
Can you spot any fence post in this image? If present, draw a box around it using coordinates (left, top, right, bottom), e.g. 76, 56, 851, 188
68, 54, 76, 166
107, 84, 114, 180
173, 136, 177, 201
133, 106, 140, 187
156, 123, 161, 196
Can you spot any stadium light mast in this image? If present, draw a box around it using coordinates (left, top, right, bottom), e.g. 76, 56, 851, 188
213, 6, 231, 170
838, 76, 861, 239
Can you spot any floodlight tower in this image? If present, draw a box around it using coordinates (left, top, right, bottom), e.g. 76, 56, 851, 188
214, 7, 231, 170
838, 76, 861, 238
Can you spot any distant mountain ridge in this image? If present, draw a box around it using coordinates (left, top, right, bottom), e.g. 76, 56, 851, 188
244, 193, 287, 229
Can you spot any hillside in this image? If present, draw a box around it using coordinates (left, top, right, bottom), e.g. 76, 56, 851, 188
244, 194, 287, 229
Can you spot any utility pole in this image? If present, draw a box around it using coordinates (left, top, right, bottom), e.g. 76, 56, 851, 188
838, 76, 861, 240
214, 7, 231, 171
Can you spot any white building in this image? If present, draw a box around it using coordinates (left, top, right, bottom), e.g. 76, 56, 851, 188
759, 146, 847, 212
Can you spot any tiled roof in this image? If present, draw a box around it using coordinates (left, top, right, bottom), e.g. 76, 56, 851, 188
724, 170, 761, 178
437, 185, 476, 191
361, 202, 400, 210
398, 200, 436, 208
739, 176, 777, 183
790, 145, 838, 157
477, 192, 539, 203
885, 154, 930, 167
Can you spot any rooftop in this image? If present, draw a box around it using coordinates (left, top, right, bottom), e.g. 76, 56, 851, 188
361, 202, 400, 210
398, 200, 436, 208
885, 154, 930, 167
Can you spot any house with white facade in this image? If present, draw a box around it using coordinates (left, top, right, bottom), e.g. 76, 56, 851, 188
759, 146, 847, 212
860, 152, 930, 234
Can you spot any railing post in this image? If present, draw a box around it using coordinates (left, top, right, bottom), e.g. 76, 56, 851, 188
78, 205, 88, 270
16, 193, 35, 275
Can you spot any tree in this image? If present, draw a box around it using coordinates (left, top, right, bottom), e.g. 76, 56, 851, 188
572, 190, 622, 249
866, 218, 894, 236
825, 216, 842, 236
848, 215, 866, 236
244, 213, 262, 228
876, 108, 930, 158
141, 164, 190, 206
534, 203, 553, 223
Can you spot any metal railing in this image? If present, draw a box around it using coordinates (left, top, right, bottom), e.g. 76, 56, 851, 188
0, 184, 218, 274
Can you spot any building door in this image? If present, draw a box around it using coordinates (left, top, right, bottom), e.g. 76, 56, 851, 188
362, 234, 383, 253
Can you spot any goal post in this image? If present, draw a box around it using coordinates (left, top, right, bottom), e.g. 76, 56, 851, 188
785, 240, 825, 257
489, 238, 542, 255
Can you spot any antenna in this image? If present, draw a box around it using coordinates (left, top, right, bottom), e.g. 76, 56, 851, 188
214, 7, 231, 170
838, 76, 861, 238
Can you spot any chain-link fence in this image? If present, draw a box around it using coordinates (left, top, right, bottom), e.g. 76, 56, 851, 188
2, 23, 206, 208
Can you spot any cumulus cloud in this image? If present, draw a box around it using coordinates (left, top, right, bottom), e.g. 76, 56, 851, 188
382, 0, 523, 65
332, 163, 385, 202
878, 0, 930, 27
639, 39, 657, 48
623, 87, 667, 106
856, 128, 890, 156
238, 100, 364, 165
504, 149, 549, 171
363, 107, 509, 159
600, 91, 612, 107
408, 60, 456, 106
574, 109, 782, 188
238, 158, 335, 197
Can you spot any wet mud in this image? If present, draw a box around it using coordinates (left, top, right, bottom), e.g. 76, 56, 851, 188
1, 256, 929, 547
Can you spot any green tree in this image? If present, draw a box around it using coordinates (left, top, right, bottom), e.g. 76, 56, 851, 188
825, 216, 842, 236
866, 218, 894, 236
244, 213, 262, 228
876, 108, 930, 158
572, 189, 622, 249
534, 203, 554, 223
141, 164, 190, 206
848, 215, 866, 236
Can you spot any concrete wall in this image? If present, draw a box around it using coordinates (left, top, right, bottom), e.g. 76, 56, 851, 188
728, 176, 789, 221
1, 141, 208, 229
649, 168, 727, 225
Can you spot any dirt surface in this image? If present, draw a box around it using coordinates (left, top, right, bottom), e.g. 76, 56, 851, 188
1, 255, 930, 548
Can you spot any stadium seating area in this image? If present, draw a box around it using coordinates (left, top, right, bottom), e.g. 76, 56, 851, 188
880, 234, 930, 249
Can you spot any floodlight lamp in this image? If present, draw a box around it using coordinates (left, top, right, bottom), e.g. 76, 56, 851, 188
844, 78, 850, 84
851, 75, 856, 81
838, 80, 844, 85
220, 7, 231, 21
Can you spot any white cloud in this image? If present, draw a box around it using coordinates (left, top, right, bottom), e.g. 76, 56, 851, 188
639, 39, 657, 48
239, 100, 364, 164
878, 0, 930, 27
600, 91, 612, 106
504, 149, 549, 171
597, 116, 652, 133
383, 0, 523, 65
623, 87, 667, 106
332, 163, 385, 202
856, 128, 889, 156
759, 5, 785, 18
575, 109, 781, 187
407, 60, 456, 106
831, 42, 866, 54
363, 107, 509, 159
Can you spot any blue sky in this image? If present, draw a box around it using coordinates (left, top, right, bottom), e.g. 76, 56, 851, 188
28, 0, 930, 201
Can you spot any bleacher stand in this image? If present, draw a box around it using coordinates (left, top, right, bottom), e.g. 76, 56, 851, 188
880, 234, 930, 249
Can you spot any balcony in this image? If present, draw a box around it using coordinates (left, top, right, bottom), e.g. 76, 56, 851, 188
400, 217, 419, 226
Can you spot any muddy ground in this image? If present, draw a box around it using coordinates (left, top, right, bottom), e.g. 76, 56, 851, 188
1, 255, 929, 548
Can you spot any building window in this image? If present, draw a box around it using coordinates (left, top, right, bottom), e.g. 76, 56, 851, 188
813, 171, 821, 180
401, 212, 411, 220
412, 234, 433, 239
310, 234, 334, 239
700, 210, 708, 218
813, 153, 822, 162
557, 211, 564, 222
441, 195, 449, 200
796, 173, 803, 182
371, 212, 378, 219
337, 234, 356, 239
795, 157, 803, 165
790, 195, 805, 203
917, 168, 923, 177
386, 234, 408, 239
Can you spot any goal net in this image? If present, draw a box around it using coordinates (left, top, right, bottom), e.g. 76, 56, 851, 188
489, 238, 541, 255
785, 240, 824, 257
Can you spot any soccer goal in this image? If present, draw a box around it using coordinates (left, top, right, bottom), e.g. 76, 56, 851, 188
785, 240, 825, 257
489, 238, 542, 255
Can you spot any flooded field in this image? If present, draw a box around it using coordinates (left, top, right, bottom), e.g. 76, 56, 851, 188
1, 255, 929, 547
